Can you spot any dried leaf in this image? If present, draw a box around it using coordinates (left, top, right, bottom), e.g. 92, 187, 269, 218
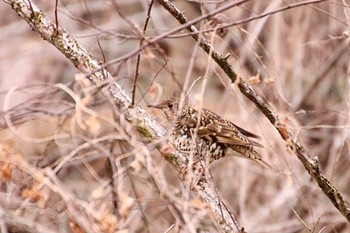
22, 187, 48, 208
130, 159, 142, 174
85, 115, 101, 137
69, 221, 84, 233
96, 205, 117, 233
0, 163, 12, 182
119, 192, 134, 219
264, 77, 276, 85
0, 144, 12, 155
248, 74, 261, 85
91, 185, 105, 200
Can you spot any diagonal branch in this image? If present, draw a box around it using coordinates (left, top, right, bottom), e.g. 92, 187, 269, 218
157, 0, 350, 222
4, 0, 245, 232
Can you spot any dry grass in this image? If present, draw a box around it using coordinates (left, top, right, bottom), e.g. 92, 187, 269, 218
0, 0, 349, 232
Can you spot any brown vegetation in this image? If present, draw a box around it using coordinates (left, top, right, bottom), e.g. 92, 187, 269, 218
0, 0, 349, 232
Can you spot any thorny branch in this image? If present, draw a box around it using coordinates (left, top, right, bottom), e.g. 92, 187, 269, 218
157, 0, 350, 223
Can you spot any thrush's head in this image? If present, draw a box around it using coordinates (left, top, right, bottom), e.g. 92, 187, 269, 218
148, 97, 184, 121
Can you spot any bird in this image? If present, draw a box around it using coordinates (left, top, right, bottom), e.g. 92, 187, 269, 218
148, 97, 278, 173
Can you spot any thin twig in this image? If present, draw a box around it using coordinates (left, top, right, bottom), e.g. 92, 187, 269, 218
157, 0, 350, 223
54, 0, 58, 29
137, 59, 168, 105
84, 0, 249, 76
4, 0, 244, 231
295, 42, 348, 109
132, 0, 155, 106
178, 0, 334, 36
84, 0, 328, 75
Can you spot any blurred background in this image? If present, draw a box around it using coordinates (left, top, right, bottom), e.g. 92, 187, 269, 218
0, 0, 349, 232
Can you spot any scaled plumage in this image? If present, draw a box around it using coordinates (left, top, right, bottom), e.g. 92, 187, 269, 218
149, 97, 278, 172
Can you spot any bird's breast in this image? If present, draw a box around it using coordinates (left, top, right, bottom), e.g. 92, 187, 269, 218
171, 128, 226, 160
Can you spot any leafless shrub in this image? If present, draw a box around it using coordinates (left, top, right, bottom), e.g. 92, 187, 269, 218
0, 0, 349, 232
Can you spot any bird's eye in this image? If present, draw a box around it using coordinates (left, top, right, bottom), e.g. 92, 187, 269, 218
168, 103, 173, 109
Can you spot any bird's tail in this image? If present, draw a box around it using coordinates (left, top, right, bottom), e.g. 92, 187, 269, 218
234, 147, 280, 174
253, 156, 280, 174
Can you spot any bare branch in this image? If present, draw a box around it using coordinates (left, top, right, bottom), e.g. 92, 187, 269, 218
131, 0, 155, 106
157, 0, 350, 222
4, 0, 245, 231
4, 211, 56, 233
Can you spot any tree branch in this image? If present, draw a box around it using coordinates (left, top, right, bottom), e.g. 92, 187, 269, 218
4, 0, 245, 231
157, 0, 350, 222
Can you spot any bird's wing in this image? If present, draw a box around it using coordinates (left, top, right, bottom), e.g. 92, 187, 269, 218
197, 121, 263, 147
233, 123, 261, 139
